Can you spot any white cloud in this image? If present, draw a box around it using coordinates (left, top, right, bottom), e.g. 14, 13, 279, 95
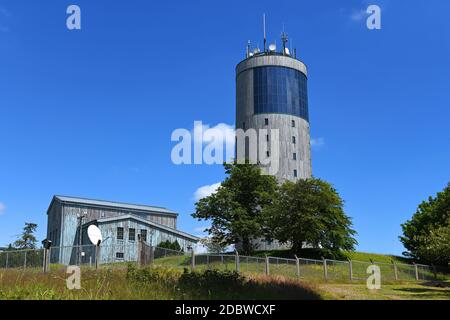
194, 182, 221, 201
0, 202, 5, 215
311, 137, 325, 148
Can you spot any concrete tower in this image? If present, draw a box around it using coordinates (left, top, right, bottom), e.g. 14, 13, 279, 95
236, 33, 312, 183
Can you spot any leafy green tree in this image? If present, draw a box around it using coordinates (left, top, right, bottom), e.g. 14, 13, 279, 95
400, 183, 450, 264
200, 237, 228, 254
157, 240, 182, 252
264, 178, 357, 255
416, 223, 450, 266
13, 222, 38, 249
193, 162, 278, 255
171, 240, 182, 252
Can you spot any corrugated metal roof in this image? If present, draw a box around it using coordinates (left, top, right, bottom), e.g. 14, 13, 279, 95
53, 195, 178, 216
94, 214, 199, 241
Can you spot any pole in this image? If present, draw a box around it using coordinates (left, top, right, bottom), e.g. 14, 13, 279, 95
95, 243, 100, 270
263, 14, 267, 52
235, 250, 240, 273
349, 259, 353, 281
393, 261, 398, 280
265, 255, 270, 275
191, 249, 195, 271
295, 255, 300, 278
414, 263, 419, 281
24, 251, 27, 270
323, 258, 328, 281
43, 248, 48, 273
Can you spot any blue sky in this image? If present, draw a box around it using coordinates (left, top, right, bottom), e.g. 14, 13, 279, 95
0, 0, 449, 255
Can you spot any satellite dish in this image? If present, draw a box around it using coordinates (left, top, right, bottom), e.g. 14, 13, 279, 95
249, 52, 254, 57
269, 43, 276, 52
284, 47, 290, 55
87, 225, 103, 245
253, 48, 260, 54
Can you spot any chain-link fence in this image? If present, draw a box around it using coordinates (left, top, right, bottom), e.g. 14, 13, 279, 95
1, 245, 449, 283
0, 249, 45, 270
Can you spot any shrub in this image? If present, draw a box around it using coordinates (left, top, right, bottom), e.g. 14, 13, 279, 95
126, 263, 180, 286
178, 269, 245, 298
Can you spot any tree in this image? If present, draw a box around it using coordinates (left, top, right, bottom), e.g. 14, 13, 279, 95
400, 183, 450, 265
416, 223, 450, 266
157, 240, 182, 252
264, 178, 357, 255
13, 222, 38, 250
200, 237, 228, 254
193, 162, 278, 255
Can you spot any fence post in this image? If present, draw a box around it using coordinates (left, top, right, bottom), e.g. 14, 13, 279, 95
322, 258, 328, 281
348, 259, 353, 281
414, 263, 419, 281
24, 251, 27, 269
392, 261, 398, 280
294, 255, 300, 278
235, 250, 240, 273
206, 254, 209, 268
95, 244, 101, 270
432, 264, 437, 280
191, 249, 195, 271
149, 246, 155, 265
265, 255, 270, 275
43, 248, 49, 273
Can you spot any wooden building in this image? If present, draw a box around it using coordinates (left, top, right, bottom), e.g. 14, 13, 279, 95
46, 195, 198, 265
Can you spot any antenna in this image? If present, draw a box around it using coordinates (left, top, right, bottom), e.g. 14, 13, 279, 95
281, 31, 288, 56
263, 14, 267, 52
246, 40, 251, 58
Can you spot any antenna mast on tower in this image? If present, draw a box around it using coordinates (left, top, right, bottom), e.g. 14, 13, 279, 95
263, 14, 267, 52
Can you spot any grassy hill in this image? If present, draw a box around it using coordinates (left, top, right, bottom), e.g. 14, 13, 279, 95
252, 248, 411, 264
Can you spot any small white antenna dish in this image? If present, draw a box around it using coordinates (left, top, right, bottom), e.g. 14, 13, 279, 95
253, 48, 260, 54
87, 225, 103, 245
284, 47, 290, 55
249, 52, 254, 57
269, 43, 276, 52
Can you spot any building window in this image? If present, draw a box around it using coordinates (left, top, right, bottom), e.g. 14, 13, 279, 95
266, 134, 269, 142
293, 153, 297, 160
266, 151, 270, 157
129, 228, 136, 241
242, 122, 246, 130
116, 252, 124, 259
264, 118, 269, 125
253, 66, 309, 122
292, 120, 296, 127
294, 170, 298, 178
140, 229, 147, 242
292, 136, 296, 144
117, 227, 124, 240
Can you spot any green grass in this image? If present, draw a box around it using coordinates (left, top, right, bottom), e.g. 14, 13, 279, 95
0, 265, 319, 300
342, 251, 410, 264
1, 265, 448, 300
314, 281, 450, 300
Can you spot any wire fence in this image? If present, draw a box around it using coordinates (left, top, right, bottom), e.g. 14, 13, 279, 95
1, 245, 449, 283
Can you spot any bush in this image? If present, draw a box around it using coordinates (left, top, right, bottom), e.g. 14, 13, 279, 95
178, 269, 245, 298
157, 240, 182, 252
126, 263, 180, 286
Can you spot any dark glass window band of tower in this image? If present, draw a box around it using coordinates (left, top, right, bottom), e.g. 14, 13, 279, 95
236, 53, 312, 182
